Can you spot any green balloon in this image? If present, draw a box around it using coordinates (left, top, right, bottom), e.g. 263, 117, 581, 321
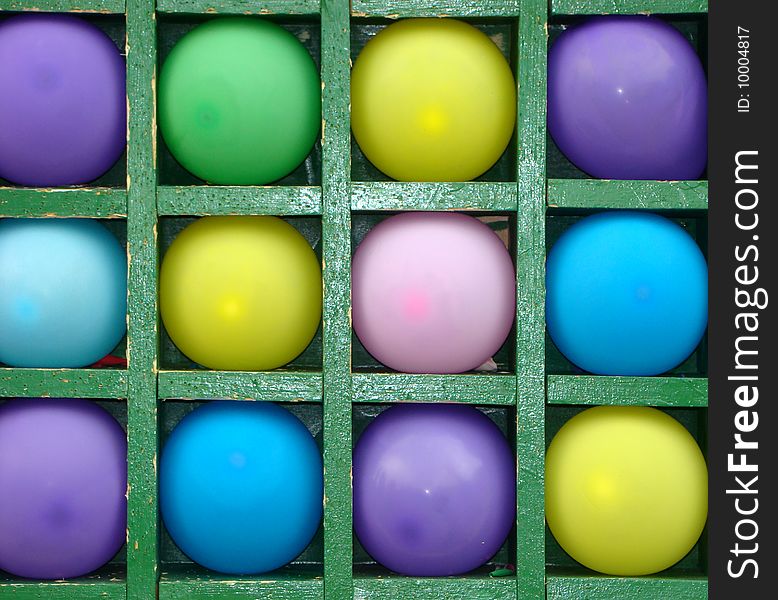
158, 18, 320, 185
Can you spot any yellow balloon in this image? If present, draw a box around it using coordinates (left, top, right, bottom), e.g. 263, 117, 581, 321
159, 216, 321, 370
545, 406, 707, 576
351, 19, 516, 181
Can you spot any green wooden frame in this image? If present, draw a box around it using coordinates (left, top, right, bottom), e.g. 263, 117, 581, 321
0, 1, 707, 599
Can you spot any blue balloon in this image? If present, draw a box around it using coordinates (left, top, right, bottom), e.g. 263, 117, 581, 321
160, 401, 323, 574
0, 218, 127, 367
546, 212, 707, 376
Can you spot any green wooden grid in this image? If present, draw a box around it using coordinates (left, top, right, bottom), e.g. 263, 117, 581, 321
156, 0, 321, 15
0, 0, 126, 13
0, 0, 708, 599
551, 0, 707, 15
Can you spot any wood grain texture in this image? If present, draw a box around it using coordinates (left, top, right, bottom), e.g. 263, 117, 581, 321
353, 575, 517, 600
0, 368, 127, 398
551, 0, 707, 15
157, 0, 320, 14
515, 1, 547, 598
159, 565, 323, 600
125, 2, 159, 600
352, 373, 516, 405
157, 185, 322, 216
158, 370, 323, 402
547, 573, 707, 600
0, 0, 124, 12
321, 2, 353, 599
350, 182, 517, 212
547, 375, 708, 407
0, 188, 127, 218
547, 179, 708, 211
0, 580, 125, 600
351, 0, 520, 17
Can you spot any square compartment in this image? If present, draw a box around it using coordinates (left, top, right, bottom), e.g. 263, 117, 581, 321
351, 212, 517, 375
0, 218, 128, 370
158, 215, 323, 372
159, 399, 324, 576
0, 398, 128, 583
350, 17, 519, 183
156, 14, 322, 187
545, 212, 708, 377
545, 404, 708, 579
352, 402, 518, 577
546, 15, 708, 180
0, 13, 127, 189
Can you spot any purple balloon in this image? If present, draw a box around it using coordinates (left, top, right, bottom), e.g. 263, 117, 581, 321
352, 212, 516, 373
0, 15, 126, 186
0, 399, 127, 579
548, 16, 707, 180
353, 404, 516, 576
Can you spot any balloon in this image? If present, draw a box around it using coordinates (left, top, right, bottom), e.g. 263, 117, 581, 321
353, 404, 515, 576
160, 402, 323, 574
159, 216, 322, 370
0, 218, 127, 368
546, 406, 707, 575
352, 212, 515, 373
351, 19, 516, 181
546, 211, 707, 375
0, 14, 126, 186
0, 398, 127, 579
158, 18, 320, 184
548, 16, 706, 179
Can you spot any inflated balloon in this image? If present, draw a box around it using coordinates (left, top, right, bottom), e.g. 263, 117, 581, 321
0, 398, 127, 579
546, 406, 707, 576
160, 402, 323, 574
546, 211, 707, 375
352, 213, 515, 373
159, 216, 321, 370
548, 16, 707, 179
351, 19, 516, 181
0, 14, 126, 186
353, 404, 515, 576
0, 219, 127, 368
158, 18, 320, 184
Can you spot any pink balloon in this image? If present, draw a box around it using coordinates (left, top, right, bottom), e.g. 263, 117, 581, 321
352, 212, 515, 373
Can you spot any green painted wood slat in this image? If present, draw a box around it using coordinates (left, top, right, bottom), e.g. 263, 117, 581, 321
0, 582, 125, 600
0, 188, 127, 218
351, 0, 521, 18
350, 182, 517, 212
547, 179, 708, 211
551, 0, 707, 15
158, 370, 322, 402
515, 0, 547, 598
157, 185, 322, 216
0, 0, 125, 12
158, 565, 323, 600
156, 0, 320, 15
351, 373, 517, 405
352, 575, 517, 600
547, 375, 708, 407
125, 2, 159, 600
320, 2, 353, 599
0, 368, 128, 398
546, 573, 708, 600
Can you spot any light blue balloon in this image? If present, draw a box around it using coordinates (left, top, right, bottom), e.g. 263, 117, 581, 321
160, 401, 323, 574
0, 218, 127, 367
546, 211, 707, 376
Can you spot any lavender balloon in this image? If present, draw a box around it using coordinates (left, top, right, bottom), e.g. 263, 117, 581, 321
0, 399, 127, 579
0, 15, 126, 186
352, 213, 515, 373
354, 404, 516, 576
548, 16, 707, 180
